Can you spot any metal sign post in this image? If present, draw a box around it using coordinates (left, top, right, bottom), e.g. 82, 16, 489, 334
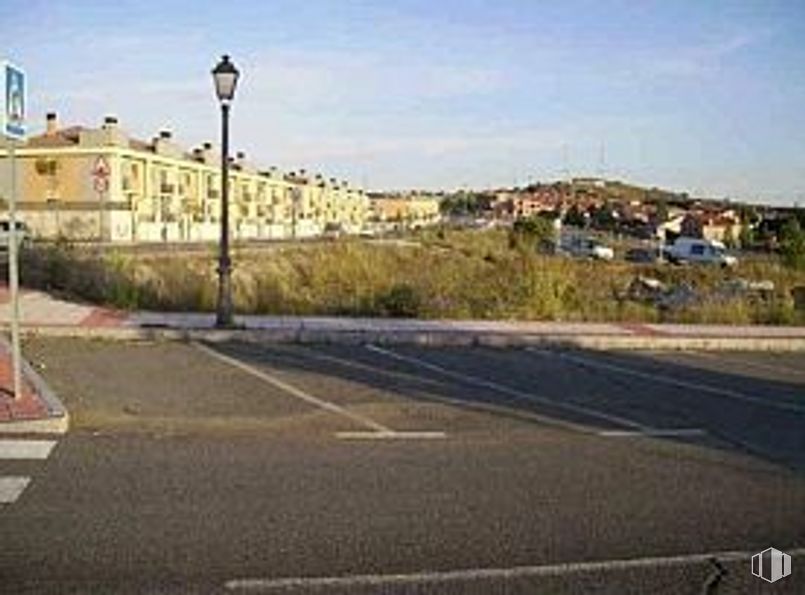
3, 60, 27, 401
92, 156, 110, 242
8, 141, 21, 400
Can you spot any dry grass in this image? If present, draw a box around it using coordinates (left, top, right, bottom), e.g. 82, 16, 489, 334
18, 230, 805, 325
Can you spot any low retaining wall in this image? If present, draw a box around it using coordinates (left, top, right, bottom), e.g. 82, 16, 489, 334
17, 324, 805, 351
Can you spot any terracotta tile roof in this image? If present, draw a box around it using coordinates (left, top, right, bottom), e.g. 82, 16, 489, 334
27, 125, 159, 155
25, 125, 239, 169
128, 138, 153, 152
26, 126, 86, 148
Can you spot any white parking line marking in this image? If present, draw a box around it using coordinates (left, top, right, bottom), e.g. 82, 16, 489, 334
694, 351, 805, 378
226, 547, 805, 591
0, 439, 57, 460
0, 476, 31, 504
297, 348, 612, 433
306, 347, 605, 433
367, 345, 658, 433
598, 429, 706, 438
336, 431, 447, 440
193, 342, 393, 433
287, 348, 451, 390
549, 350, 805, 414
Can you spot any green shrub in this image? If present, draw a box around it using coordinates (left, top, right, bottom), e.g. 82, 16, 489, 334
780, 218, 805, 270
377, 284, 422, 318
509, 216, 556, 252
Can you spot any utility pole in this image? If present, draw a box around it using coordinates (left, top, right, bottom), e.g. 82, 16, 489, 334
561, 143, 570, 181
598, 141, 606, 179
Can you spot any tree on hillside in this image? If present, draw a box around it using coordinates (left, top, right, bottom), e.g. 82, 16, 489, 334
439, 193, 492, 217
654, 199, 669, 224
737, 205, 759, 225
723, 224, 738, 249
590, 205, 617, 230
563, 204, 587, 228
739, 224, 755, 250
795, 207, 805, 229
509, 215, 557, 252
780, 217, 805, 270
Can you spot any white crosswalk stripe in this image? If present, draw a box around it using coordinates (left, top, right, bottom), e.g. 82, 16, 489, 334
0, 439, 56, 460
0, 438, 59, 505
0, 476, 31, 504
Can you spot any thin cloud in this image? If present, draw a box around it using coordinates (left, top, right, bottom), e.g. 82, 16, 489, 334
638, 29, 771, 79
243, 47, 511, 111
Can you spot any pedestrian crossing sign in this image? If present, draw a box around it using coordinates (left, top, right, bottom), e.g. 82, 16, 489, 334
2, 61, 27, 140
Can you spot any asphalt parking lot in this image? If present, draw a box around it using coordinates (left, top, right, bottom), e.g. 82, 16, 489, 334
1, 337, 803, 593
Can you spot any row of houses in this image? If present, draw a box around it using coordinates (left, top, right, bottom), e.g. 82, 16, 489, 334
0, 114, 441, 243
488, 180, 745, 244
366, 192, 442, 231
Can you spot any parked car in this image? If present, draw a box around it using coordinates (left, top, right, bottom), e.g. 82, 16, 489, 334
322, 222, 345, 240
562, 236, 615, 260
625, 247, 662, 263
0, 220, 32, 250
663, 237, 737, 267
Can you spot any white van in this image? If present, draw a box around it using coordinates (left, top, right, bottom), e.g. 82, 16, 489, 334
0, 220, 32, 250
562, 235, 615, 260
664, 237, 737, 267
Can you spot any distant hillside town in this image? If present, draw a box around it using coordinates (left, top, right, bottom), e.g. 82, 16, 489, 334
434, 177, 803, 250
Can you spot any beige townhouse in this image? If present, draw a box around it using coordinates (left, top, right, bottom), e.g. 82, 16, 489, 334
368, 193, 441, 231
0, 113, 368, 242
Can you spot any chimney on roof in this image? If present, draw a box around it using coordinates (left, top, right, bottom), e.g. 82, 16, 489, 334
199, 142, 216, 165
153, 128, 182, 158
45, 112, 58, 135
101, 116, 120, 139
95, 114, 127, 147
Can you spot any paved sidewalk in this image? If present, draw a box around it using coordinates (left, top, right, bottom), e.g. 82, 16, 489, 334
0, 287, 122, 327
0, 336, 68, 432
0, 289, 71, 430
0, 349, 46, 422
2, 287, 805, 349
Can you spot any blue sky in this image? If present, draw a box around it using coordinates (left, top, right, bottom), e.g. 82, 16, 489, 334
3, 0, 805, 203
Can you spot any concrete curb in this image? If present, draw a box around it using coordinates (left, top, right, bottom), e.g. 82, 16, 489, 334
17, 324, 805, 352
0, 336, 69, 435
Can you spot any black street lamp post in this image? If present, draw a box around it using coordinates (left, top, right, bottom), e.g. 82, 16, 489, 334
212, 55, 240, 328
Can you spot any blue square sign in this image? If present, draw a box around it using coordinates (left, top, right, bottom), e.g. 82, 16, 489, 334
3, 61, 26, 140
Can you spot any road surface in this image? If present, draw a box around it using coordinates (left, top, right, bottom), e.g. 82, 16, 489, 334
1, 338, 803, 593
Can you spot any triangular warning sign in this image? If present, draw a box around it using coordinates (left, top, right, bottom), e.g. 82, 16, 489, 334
92, 156, 111, 177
